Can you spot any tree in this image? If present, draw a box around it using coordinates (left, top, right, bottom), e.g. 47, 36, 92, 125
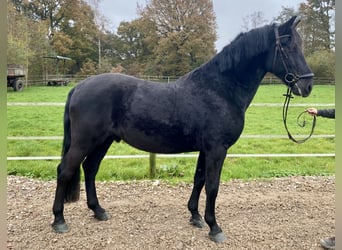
273, 7, 299, 24
8, 0, 219, 78
100, 32, 122, 66
306, 49, 334, 78
115, 20, 151, 74
86, 0, 112, 70
299, 0, 335, 54
53, 0, 100, 72
7, 1, 31, 65
8, 1, 52, 81
99, 17, 158, 76
273, 3, 335, 79
11, 0, 66, 39
138, 0, 217, 76
241, 11, 268, 31
9, 0, 102, 75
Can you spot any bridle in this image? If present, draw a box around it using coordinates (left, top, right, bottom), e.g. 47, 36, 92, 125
272, 24, 314, 87
272, 24, 315, 143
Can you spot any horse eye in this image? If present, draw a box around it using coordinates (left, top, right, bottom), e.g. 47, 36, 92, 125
281, 36, 291, 45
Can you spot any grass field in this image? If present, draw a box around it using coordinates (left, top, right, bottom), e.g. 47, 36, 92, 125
7, 83, 335, 183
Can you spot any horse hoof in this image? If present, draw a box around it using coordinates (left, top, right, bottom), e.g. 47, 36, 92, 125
209, 232, 227, 243
189, 217, 206, 228
94, 211, 110, 221
52, 223, 69, 233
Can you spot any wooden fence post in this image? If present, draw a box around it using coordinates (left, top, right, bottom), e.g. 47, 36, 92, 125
149, 153, 156, 178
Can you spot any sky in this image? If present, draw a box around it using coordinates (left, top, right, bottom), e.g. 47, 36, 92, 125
98, 0, 304, 51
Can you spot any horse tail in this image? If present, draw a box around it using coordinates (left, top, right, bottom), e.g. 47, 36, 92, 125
61, 88, 74, 158
59, 87, 80, 202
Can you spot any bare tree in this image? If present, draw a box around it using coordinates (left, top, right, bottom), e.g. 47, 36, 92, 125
241, 11, 268, 31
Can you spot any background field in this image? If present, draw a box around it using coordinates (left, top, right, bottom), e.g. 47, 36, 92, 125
7, 83, 335, 183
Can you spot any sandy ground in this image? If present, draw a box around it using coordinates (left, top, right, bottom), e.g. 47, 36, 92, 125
7, 175, 335, 250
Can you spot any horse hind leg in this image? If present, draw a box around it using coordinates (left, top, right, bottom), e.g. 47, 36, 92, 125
52, 147, 87, 233
82, 137, 114, 221
188, 151, 206, 228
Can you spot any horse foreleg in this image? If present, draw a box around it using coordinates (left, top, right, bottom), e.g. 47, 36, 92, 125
188, 151, 206, 228
82, 138, 113, 221
204, 149, 227, 243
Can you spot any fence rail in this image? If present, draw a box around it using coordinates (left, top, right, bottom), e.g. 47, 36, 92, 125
7, 102, 335, 163
22, 75, 336, 86
7, 153, 335, 161
7, 133, 335, 161
7, 102, 336, 107
7, 134, 335, 141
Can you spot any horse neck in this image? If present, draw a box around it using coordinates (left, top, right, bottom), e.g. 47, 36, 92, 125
231, 57, 268, 110
189, 54, 268, 111
189, 26, 273, 110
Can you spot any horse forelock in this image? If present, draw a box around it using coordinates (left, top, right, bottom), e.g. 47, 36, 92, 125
207, 24, 273, 73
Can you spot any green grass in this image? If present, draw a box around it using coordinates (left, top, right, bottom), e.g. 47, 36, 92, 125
6, 155, 334, 183
7, 84, 335, 183
7, 106, 64, 136
7, 84, 74, 102
252, 84, 335, 103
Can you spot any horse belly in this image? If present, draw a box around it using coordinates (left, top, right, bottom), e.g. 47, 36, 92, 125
120, 126, 199, 154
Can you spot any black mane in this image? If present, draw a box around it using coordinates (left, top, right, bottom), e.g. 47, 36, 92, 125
204, 24, 274, 73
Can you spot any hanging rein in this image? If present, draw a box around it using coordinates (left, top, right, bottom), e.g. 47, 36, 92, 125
273, 25, 315, 143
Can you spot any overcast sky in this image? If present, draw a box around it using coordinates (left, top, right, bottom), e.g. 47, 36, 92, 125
99, 0, 303, 51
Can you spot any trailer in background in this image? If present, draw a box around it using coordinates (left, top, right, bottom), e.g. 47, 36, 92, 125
7, 64, 26, 91
43, 55, 72, 86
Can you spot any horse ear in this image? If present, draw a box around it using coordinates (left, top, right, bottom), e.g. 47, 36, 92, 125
279, 16, 298, 35
286, 16, 298, 27
292, 17, 301, 28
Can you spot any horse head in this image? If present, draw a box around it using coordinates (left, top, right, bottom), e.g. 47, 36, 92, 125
268, 16, 314, 97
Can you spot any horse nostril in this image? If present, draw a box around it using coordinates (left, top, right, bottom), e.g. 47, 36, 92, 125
307, 84, 312, 93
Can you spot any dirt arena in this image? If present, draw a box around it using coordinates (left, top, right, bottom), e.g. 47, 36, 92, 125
7, 175, 334, 249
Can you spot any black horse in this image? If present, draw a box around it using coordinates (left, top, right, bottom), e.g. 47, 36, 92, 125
52, 16, 313, 242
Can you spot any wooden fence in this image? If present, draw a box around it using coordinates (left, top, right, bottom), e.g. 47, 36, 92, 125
24, 75, 336, 86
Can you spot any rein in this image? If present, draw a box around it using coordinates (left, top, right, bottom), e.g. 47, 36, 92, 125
273, 24, 315, 143
282, 88, 316, 143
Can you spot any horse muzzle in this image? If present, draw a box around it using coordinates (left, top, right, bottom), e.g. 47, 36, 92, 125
287, 73, 314, 97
